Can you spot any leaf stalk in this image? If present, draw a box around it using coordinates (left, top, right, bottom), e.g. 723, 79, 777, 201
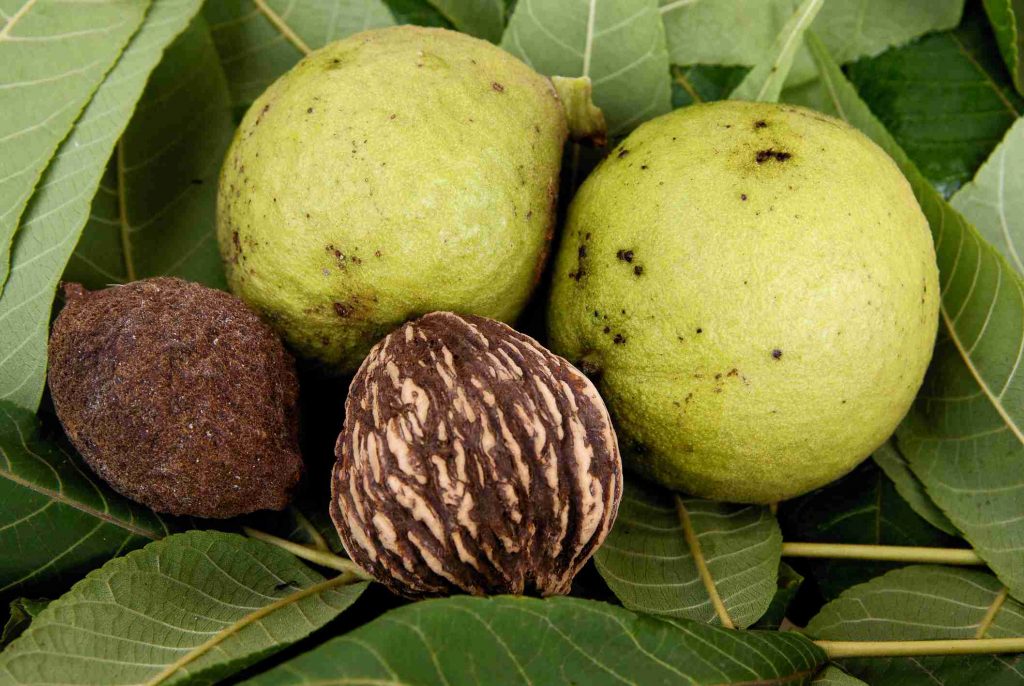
816, 637, 1024, 658
243, 527, 373, 580
782, 542, 984, 565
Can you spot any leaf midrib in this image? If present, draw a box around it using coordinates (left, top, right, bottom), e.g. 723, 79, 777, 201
674, 496, 735, 629
0, 0, 40, 41
145, 573, 360, 686
0, 463, 160, 539
253, 0, 311, 55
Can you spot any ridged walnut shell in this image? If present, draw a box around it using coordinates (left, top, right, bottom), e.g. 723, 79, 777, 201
330, 312, 622, 598
47, 277, 303, 518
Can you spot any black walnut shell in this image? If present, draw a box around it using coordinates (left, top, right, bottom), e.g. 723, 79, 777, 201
330, 312, 622, 598
47, 277, 303, 518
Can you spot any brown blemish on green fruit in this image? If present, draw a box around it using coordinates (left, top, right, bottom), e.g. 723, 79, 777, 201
755, 149, 791, 164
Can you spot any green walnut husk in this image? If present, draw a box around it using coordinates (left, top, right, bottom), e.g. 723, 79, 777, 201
217, 26, 568, 373
548, 100, 940, 504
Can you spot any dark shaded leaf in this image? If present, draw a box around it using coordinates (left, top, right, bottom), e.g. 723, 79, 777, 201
241, 595, 825, 685
753, 562, 805, 630
983, 0, 1024, 94
873, 441, 958, 535
807, 566, 1024, 684
846, 5, 1023, 196
0, 598, 48, 648
780, 461, 964, 602
384, 0, 453, 26
671, 65, 749, 108
424, 0, 506, 41
813, 666, 868, 685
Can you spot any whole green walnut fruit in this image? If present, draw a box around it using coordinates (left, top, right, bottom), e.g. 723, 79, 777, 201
548, 101, 940, 503
217, 26, 567, 373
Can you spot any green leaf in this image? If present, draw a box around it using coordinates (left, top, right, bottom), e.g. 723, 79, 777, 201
0, 0, 208, 412
873, 441, 958, 536
0, 531, 367, 685
0, 403, 171, 604
0, 598, 48, 648
846, 5, 1024, 197
806, 566, 1024, 684
950, 116, 1024, 277
805, 30, 1024, 605
501, 0, 671, 136
384, 0, 452, 26
983, 0, 1024, 95
671, 64, 749, 107
753, 562, 804, 630
812, 666, 868, 686
63, 12, 233, 290
0, 0, 151, 297
780, 461, 964, 601
594, 478, 781, 628
424, 0, 505, 42
204, 0, 395, 109
241, 595, 825, 685
729, 0, 824, 103
659, 0, 963, 84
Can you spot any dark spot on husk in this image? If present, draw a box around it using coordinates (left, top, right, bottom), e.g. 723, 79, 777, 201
334, 303, 353, 318
613, 333, 626, 345
633, 265, 643, 276
617, 148, 629, 159
492, 82, 505, 93
772, 349, 783, 360
741, 194, 748, 201
616, 249, 634, 263
754, 120, 767, 129
696, 328, 703, 334
755, 149, 791, 164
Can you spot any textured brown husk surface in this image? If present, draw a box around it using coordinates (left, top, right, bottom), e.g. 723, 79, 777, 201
331, 312, 622, 598
47, 277, 303, 518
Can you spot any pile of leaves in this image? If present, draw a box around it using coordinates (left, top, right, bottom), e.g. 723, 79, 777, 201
1, 0, 1023, 684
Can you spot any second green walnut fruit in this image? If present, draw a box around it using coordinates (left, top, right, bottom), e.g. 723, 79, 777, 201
548, 100, 940, 503
218, 26, 567, 372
